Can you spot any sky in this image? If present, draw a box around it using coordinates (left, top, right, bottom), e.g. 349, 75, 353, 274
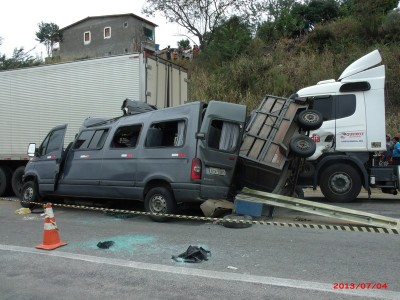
0, 0, 192, 58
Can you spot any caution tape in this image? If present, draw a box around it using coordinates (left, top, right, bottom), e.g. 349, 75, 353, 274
1, 197, 398, 235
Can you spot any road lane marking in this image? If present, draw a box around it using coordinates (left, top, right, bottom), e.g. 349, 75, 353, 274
1, 244, 399, 299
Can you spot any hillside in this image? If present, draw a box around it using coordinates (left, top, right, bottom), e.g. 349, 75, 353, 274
186, 13, 400, 133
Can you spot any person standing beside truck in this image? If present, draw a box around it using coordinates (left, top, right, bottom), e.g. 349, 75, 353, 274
392, 136, 400, 165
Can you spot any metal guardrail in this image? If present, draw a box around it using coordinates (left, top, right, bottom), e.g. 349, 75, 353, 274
238, 188, 400, 230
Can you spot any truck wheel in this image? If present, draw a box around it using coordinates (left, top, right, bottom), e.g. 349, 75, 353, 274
297, 109, 323, 131
289, 135, 316, 158
20, 181, 39, 209
12, 166, 25, 198
144, 187, 177, 222
320, 164, 361, 203
299, 162, 315, 179
0, 167, 12, 197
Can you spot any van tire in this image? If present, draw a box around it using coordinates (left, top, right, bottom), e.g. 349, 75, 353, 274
20, 181, 39, 209
0, 167, 12, 197
320, 164, 361, 203
289, 135, 316, 158
145, 187, 177, 222
297, 109, 323, 131
12, 166, 25, 198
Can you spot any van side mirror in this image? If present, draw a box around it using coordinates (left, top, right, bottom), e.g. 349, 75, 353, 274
196, 132, 206, 140
27, 143, 37, 157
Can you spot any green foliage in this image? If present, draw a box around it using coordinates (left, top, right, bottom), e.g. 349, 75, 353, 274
177, 39, 190, 49
0, 48, 41, 70
35, 22, 63, 58
379, 9, 400, 43
198, 16, 252, 67
305, 0, 341, 22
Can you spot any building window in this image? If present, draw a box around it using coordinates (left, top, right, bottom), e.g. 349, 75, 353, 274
123, 22, 128, 28
143, 27, 154, 41
84, 31, 91, 45
104, 27, 111, 39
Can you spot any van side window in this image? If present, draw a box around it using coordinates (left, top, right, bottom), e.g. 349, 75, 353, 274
208, 120, 240, 152
111, 125, 142, 148
313, 94, 356, 121
145, 120, 185, 147
40, 128, 64, 156
73, 129, 109, 150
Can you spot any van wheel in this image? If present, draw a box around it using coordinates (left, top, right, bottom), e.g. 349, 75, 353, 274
145, 187, 177, 222
20, 181, 39, 209
12, 166, 25, 198
297, 109, 323, 131
320, 164, 361, 203
0, 167, 12, 197
289, 135, 316, 158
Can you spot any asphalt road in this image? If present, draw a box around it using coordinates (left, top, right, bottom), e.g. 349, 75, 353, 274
1, 193, 399, 300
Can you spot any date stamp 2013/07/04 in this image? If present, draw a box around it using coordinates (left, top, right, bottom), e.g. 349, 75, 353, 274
333, 282, 388, 290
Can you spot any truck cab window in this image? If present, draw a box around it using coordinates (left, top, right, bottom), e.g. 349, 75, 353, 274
40, 129, 64, 156
313, 94, 356, 121
208, 120, 240, 152
74, 129, 109, 150
111, 125, 142, 148
145, 120, 186, 148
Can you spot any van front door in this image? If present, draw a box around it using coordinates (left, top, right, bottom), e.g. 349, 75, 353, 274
35, 125, 67, 193
198, 101, 246, 199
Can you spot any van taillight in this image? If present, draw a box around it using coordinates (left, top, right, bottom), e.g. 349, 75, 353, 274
191, 158, 202, 180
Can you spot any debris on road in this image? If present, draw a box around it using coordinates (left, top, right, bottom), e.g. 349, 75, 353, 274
172, 245, 211, 263
97, 241, 115, 249
15, 207, 31, 215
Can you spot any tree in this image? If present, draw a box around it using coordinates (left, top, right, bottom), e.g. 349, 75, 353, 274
35, 22, 63, 58
142, 0, 251, 49
202, 16, 252, 63
0, 48, 41, 70
178, 39, 191, 49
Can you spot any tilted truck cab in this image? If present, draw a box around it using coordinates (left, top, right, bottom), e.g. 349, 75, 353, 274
295, 50, 400, 202
21, 100, 247, 221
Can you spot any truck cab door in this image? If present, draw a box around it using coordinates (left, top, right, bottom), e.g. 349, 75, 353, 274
197, 101, 246, 199
35, 125, 67, 193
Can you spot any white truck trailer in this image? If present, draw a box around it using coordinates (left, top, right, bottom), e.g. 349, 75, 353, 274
0, 53, 188, 197
295, 49, 399, 202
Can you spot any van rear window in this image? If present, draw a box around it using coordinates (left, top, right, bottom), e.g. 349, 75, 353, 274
145, 120, 186, 147
208, 120, 240, 152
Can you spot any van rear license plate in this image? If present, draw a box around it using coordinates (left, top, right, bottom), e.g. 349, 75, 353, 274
207, 167, 226, 176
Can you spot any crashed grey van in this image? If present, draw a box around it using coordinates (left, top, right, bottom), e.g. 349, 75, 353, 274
21, 100, 247, 221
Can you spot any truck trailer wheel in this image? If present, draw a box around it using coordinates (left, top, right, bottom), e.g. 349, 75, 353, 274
20, 181, 39, 209
0, 167, 12, 197
145, 187, 177, 222
289, 135, 316, 158
297, 109, 323, 131
12, 166, 25, 198
320, 164, 361, 203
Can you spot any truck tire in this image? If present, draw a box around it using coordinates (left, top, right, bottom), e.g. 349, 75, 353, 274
0, 167, 12, 197
12, 166, 25, 198
20, 181, 39, 209
145, 187, 177, 222
297, 109, 323, 131
289, 135, 316, 158
320, 164, 361, 203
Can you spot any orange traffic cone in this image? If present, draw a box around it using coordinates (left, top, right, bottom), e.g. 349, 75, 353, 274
36, 203, 68, 250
